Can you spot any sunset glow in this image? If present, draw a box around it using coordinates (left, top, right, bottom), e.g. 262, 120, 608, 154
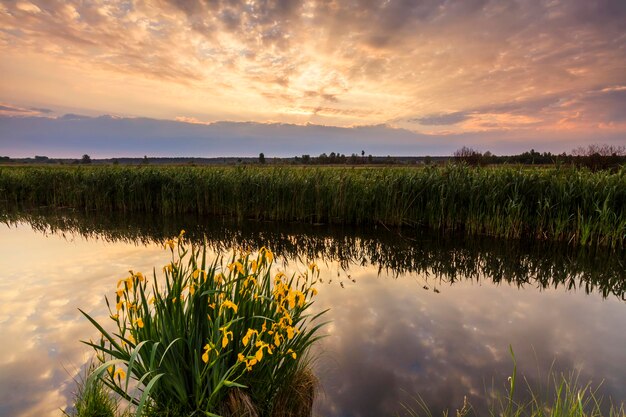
1, 0, 625, 155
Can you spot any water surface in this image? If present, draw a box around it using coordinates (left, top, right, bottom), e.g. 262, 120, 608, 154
0, 212, 624, 417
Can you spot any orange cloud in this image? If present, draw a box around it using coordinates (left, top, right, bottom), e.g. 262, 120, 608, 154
0, 0, 624, 138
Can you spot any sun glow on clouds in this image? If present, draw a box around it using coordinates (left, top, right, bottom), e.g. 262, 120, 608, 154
0, 0, 625, 140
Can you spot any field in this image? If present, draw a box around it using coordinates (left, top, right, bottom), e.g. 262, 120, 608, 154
1, 164, 625, 248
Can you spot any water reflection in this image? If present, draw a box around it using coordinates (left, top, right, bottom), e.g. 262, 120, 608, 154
312, 268, 626, 416
0, 212, 625, 417
0, 225, 169, 417
3, 210, 625, 299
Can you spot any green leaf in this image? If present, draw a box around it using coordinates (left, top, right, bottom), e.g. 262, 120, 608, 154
222, 380, 247, 388
135, 373, 164, 417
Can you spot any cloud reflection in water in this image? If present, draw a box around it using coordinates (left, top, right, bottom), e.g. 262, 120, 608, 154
310, 267, 626, 417
0, 222, 624, 417
0, 225, 168, 417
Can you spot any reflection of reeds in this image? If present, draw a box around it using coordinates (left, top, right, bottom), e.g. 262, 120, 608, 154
5, 210, 625, 299
80, 235, 326, 416
1, 165, 625, 247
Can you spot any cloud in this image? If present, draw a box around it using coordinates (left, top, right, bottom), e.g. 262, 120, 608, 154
0, 103, 53, 117
0, 0, 624, 135
3, 113, 625, 159
409, 112, 471, 126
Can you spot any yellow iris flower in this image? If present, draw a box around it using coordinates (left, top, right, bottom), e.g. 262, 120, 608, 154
221, 300, 238, 314
227, 261, 245, 275
202, 343, 217, 363
242, 328, 258, 347
220, 327, 233, 348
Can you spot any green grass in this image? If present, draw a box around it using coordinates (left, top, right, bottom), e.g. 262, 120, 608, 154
1, 164, 625, 247
80, 233, 326, 417
63, 362, 123, 417
401, 350, 625, 417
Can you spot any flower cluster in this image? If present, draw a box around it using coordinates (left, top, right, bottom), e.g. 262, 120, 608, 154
86, 234, 324, 414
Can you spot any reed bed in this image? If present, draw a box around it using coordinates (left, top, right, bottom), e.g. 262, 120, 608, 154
1, 165, 625, 247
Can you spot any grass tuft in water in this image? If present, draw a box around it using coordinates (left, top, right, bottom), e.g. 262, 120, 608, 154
401, 349, 625, 417
63, 362, 122, 417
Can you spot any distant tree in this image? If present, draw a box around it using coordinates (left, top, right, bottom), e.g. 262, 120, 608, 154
81, 154, 92, 164
572, 144, 626, 157
571, 144, 626, 170
453, 146, 483, 166
259, 152, 266, 164
301, 154, 311, 164
367, 154, 373, 164
142, 155, 149, 164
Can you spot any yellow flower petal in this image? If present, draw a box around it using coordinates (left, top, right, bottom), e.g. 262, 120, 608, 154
114, 368, 126, 380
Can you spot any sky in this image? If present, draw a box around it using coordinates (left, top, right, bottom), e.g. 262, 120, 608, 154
1, 0, 625, 157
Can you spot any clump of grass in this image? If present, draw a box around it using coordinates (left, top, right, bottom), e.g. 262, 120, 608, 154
63, 362, 121, 417
401, 349, 625, 417
80, 231, 327, 416
270, 366, 318, 417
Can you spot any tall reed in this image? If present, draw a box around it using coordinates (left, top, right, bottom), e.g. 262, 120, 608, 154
1, 165, 625, 247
